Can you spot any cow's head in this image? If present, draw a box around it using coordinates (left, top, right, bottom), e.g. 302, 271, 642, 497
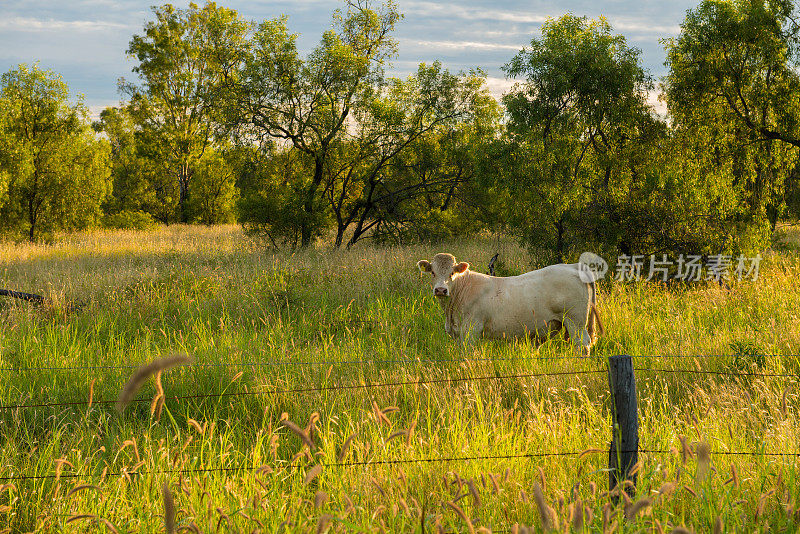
417, 253, 469, 298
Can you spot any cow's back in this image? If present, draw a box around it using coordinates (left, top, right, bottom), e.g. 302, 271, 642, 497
470, 264, 589, 339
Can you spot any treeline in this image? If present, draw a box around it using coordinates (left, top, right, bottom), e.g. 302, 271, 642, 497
1, 0, 799, 258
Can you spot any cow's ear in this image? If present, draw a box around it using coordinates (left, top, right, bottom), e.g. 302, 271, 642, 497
453, 262, 469, 274
417, 260, 432, 273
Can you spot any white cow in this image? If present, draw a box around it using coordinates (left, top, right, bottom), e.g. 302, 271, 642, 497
417, 253, 603, 354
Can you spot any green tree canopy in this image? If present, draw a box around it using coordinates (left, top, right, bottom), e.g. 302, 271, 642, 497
224, 0, 401, 247
665, 0, 800, 231
665, 0, 800, 148
123, 1, 250, 223
497, 15, 657, 259
0, 64, 110, 241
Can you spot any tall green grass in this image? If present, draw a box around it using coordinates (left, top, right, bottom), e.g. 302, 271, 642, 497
0, 225, 798, 532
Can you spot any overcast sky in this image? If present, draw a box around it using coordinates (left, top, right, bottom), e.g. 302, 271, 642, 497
0, 0, 700, 117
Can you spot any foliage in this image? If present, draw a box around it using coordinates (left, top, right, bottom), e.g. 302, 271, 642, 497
102, 209, 159, 230
123, 1, 250, 223
93, 106, 170, 222
224, 0, 401, 247
235, 146, 328, 249
323, 62, 500, 247
184, 148, 238, 225
665, 0, 800, 149
0, 64, 110, 241
665, 0, 800, 231
493, 14, 772, 262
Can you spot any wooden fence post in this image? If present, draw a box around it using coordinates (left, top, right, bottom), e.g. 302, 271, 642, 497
608, 354, 639, 497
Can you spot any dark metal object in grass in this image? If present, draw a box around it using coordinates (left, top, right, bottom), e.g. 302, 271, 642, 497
487, 253, 499, 276
0, 288, 45, 304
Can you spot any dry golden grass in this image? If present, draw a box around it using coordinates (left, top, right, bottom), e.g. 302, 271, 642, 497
0, 225, 798, 532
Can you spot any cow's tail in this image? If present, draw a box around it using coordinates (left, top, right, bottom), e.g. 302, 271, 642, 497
587, 280, 604, 341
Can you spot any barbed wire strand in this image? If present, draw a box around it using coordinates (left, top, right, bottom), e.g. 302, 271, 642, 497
2, 448, 797, 483
0, 355, 602, 373
3, 365, 798, 412
634, 368, 800, 378
0, 368, 608, 411
2, 354, 798, 374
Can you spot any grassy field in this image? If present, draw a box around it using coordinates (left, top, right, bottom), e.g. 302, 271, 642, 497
0, 225, 799, 533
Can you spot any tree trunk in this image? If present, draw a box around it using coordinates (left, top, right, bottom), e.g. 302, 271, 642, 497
28, 170, 39, 242
334, 224, 345, 248
28, 195, 37, 242
347, 179, 379, 247
555, 216, 565, 263
301, 156, 325, 248
178, 163, 191, 224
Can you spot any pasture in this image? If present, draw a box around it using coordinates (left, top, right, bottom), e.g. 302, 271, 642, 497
0, 225, 799, 532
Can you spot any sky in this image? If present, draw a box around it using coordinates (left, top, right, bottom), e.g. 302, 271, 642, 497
0, 0, 701, 118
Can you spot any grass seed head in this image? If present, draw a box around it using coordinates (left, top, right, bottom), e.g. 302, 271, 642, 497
387, 430, 408, 443
65, 484, 102, 499
338, 433, 357, 462
315, 514, 333, 534
531, 482, 557, 532
66, 514, 97, 524
314, 491, 328, 510
571, 499, 584, 531
625, 498, 651, 520
467, 478, 481, 508
116, 354, 191, 413
678, 435, 689, 465
696, 441, 711, 483
283, 419, 315, 450
162, 482, 175, 534
446, 501, 475, 534
303, 465, 323, 485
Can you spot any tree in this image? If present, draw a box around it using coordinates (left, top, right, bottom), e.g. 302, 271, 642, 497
498, 15, 658, 259
322, 62, 498, 247
93, 106, 166, 221
187, 147, 238, 224
225, 0, 400, 247
235, 145, 326, 249
124, 1, 250, 223
665, 0, 800, 231
0, 64, 110, 241
666, 0, 800, 148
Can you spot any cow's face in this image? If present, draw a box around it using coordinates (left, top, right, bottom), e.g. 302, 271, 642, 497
417, 253, 469, 298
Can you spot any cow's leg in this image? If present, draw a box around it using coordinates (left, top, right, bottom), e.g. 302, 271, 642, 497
564, 317, 591, 356
459, 319, 484, 347
547, 319, 563, 339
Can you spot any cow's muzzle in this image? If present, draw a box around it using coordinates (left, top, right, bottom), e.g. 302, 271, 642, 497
434, 287, 449, 297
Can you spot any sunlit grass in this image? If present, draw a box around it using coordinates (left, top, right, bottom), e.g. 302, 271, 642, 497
0, 225, 798, 532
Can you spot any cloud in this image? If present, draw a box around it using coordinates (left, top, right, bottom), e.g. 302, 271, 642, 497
647, 89, 668, 117
0, 17, 133, 33
612, 19, 680, 36
399, 2, 679, 41
480, 77, 669, 117
484, 76, 516, 100
401, 1, 550, 24
402, 38, 524, 51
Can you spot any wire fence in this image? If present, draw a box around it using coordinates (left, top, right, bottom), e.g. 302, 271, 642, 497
2, 448, 798, 483
0, 369, 608, 411
1, 364, 798, 411
1, 352, 798, 373
1, 355, 798, 485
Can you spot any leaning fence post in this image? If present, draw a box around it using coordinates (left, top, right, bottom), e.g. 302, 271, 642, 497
608, 354, 639, 497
